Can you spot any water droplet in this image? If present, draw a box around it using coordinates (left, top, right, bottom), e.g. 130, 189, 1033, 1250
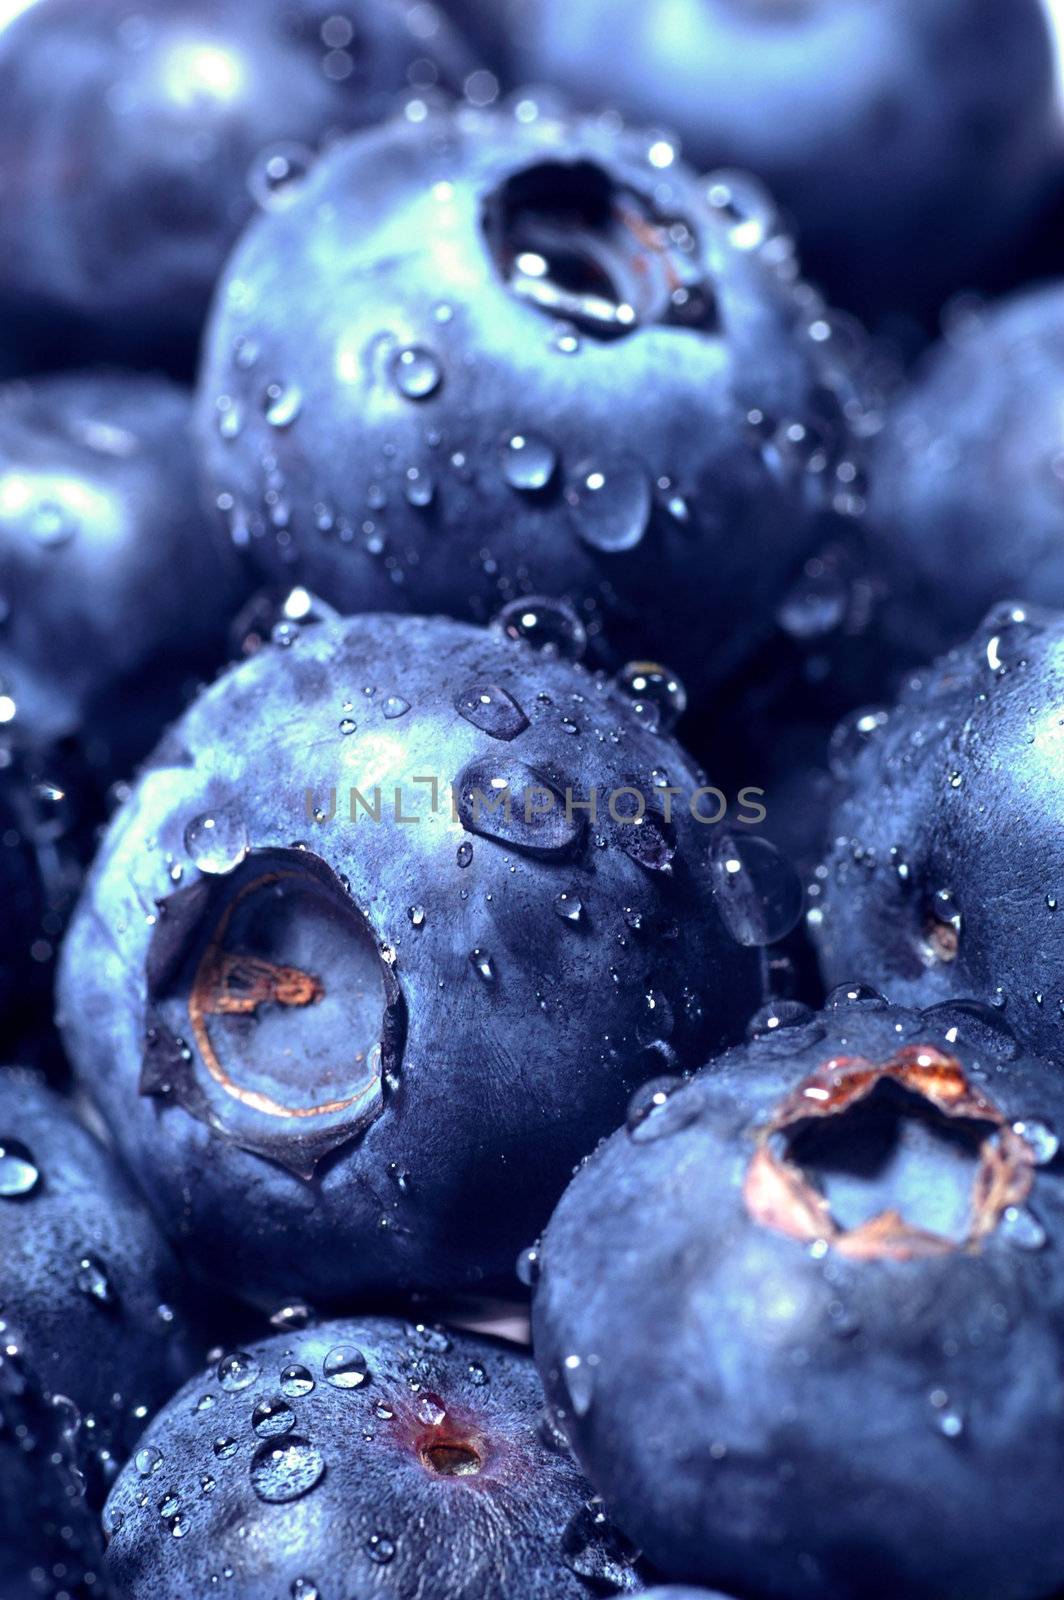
213, 1436, 238, 1459
252, 1396, 296, 1437
263, 382, 303, 429
615, 810, 674, 873
456, 757, 583, 858
711, 833, 804, 946
250, 1437, 325, 1503
560, 1498, 638, 1587
469, 948, 496, 983
777, 564, 848, 640
501, 432, 557, 492
566, 461, 651, 552
339, 717, 357, 735
248, 141, 314, 210
615, 660, 687, 734
217, 1351, 260, 1393
135, 1445, 164, 1477
456, 840, 474, 869
554, 890, 584, 923
1013, 1119, 1059, 1165
562, 1354, 596, 1418
625, 1076, 689, 1142
416, 1393, 447, 1426
183, 811, 249, 876
0, 1138, 39, 1198
365, 1533, 396, 1565
516, 1245, 540, 1287
323, 1345, 369, 1389
392, 346, 442, 399
291, 1581, 320, 1600
495, 596, 587, 660
1000, 1205, 1046, 1250
455, 683, 529, 741
468, 1362, 488, 1387
828, 708, 890, 779
280, 1365, 315, 1398
76, 1253, 113, 1305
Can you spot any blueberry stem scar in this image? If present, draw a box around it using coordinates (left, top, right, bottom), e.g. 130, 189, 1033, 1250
744, 1044, 1037, 1260
189, 869, 374, 1121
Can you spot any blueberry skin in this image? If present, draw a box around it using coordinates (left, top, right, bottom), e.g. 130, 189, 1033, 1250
466, 0, 1057, 323
0, 370, 244, 777
869, 284, 1064, 666
811, 606, 1064, 1057
0, 1069, 203, 1597
58, 612, 759, 1305
196, 102, 870, 702
0, 0, 473, 373
533, 994, 1064, 1600
103, 1315, 639, 1599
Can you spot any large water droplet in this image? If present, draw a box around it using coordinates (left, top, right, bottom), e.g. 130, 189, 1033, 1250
392, 346, 442, 400
250, 1437, 325, 1503
615, 809, 675, 873
281, 1364, 316, 1398
501, 432, 557, 492
492, 599, 587, 668
252, 1396, 296, 1437
455, 683, 529, 741
0, 1138, 39, 1198
456, 757, 583, 858
615, 661, 687, 734
183, 811, 249, 876
562, 1354, 596, 1418
263, 383, 304, 429
323, 1345, 369, 1389
217, 1351, 260, 1393
711, 833, 804, 946
566, 461, 651, 552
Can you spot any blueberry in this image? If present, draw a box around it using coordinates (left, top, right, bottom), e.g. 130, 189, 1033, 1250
58, 611, 759, 1305
0, 0, 473, 373
102, 1315, 640, 1598
534, 994, 1064, 1600
0, 370, 243, 780
811, 604, 1064, 1057
869, 285, 1064, 665
0, 1068, 203, 1597
195, 101, 872, 702
465, 0, 1056, 324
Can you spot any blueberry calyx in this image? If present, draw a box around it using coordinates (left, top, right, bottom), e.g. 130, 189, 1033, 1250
744, 1044, 1037, 1259
141, 847, 405, 1177
483, 158, 719, 338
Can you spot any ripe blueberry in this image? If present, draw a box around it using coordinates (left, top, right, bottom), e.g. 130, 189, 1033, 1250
0, 0, 473, 372
461, 0, 1057, 323
196, 101, 872, 701
0, 1069, 202, 1597
0, 370, 243, 781
534, 992, 1064, 1599
812, 604, 1064, 1057
102, 1315, 640, 1598
58, 612, 759, 1305
869, 284, 1064, 665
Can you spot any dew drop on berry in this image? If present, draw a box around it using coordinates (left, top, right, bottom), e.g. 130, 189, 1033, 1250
501, 432, 557, 492
391, 346, 442, 399
615, 660, 687, 734
323, 1345, 369, 1389
183, 811, 249, 876
0, 1138, 39, 1198
494, 596, 587, 660
566, 460, 651, 552
455, 683, 529, 740
250, 1437, 325, 1503
712, 833, 804, 946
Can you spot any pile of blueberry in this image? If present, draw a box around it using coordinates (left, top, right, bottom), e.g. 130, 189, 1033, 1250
5, 2, 1064, 1597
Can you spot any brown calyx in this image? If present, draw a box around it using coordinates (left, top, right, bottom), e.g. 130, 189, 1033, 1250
744, 1044, 1036, 1261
